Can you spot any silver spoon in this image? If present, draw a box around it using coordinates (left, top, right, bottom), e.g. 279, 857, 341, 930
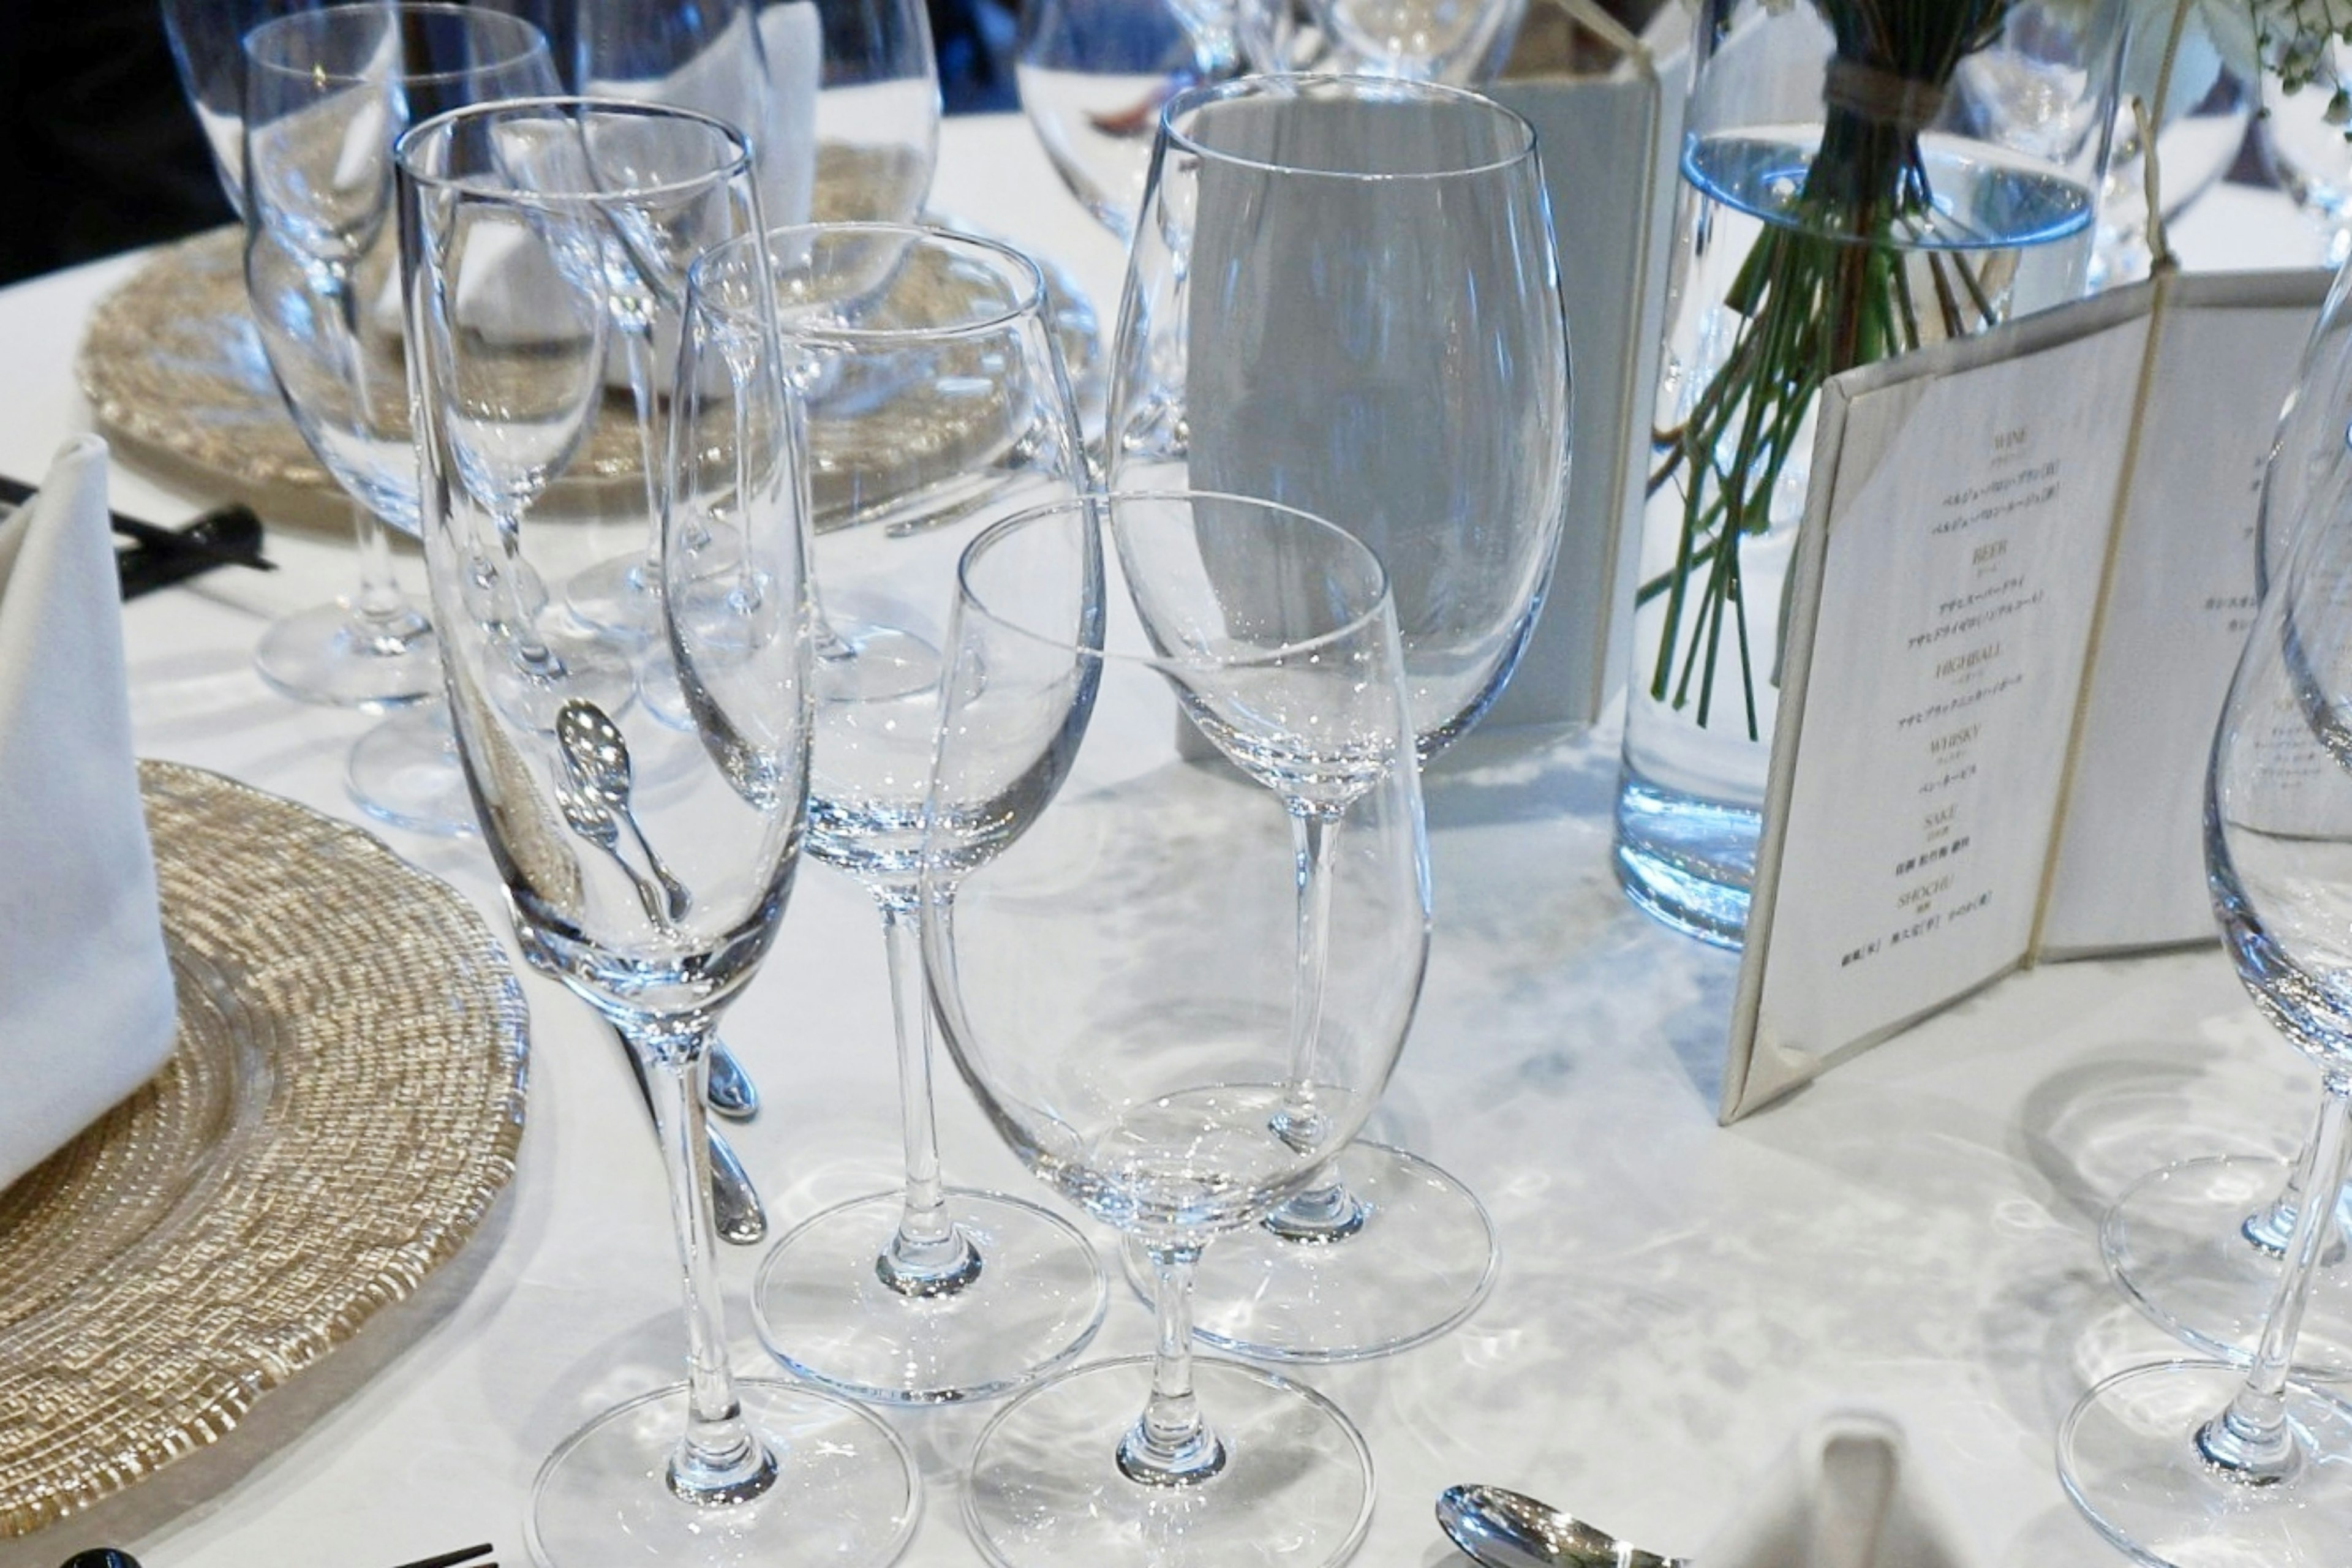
611, 1023, 766, 1244
554, 699, 691, 921
546, 699, 758, 1119
706, 1041, 758, 1121
1437, 1485, 1691, 1568
554, 773, 671, 927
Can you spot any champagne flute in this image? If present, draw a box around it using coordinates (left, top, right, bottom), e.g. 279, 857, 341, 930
925, 491, 1430, 1568
723, 222, 1109, 1404
2058, 466, 2352, 1567
399, 95, 920, 1567
240, 2, 557, 801
1104, 71, 1569, 1361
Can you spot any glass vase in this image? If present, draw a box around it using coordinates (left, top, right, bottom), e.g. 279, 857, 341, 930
1612, 0, 2124, 948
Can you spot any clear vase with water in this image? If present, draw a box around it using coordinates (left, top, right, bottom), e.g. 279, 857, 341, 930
1613, 0, 2123, 948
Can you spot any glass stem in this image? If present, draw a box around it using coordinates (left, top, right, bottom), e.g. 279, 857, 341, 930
621, 318, 665, 581
2244, 1127, 2320, 1257
1117, 1240, 1227, 1485
630, 1017, 778, 1505
2198, 1072, 2352, 1483
873, 894, 981, 1296
1264, 809, 1369, 1243
330, 266, 416, 633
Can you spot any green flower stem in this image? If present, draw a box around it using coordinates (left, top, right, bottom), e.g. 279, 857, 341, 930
1644, 88, 2008, 742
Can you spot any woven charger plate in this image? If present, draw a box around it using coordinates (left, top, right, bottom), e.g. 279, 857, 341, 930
70, 143, 1076, 537
0, 760, 528, 1538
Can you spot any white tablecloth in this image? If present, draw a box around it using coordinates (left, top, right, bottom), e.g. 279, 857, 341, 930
0, 117, 2329, 1568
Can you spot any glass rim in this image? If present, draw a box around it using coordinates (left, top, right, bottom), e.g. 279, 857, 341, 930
243, 2, 552, 86
1161, 73, 1539, 183
692, 221, 1051, 344
956, 491, 1397, 670
394, 96, 756, 208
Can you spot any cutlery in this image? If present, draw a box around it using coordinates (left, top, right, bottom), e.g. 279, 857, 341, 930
388, 1545, 494, 1568
611, 1022, 767, 1245
1438, 1483, 1692, 1568
61, 1548, 496, 1568
706, 1039, 759, 1121
0, 473, 273, 597
554, 769, 670, 926
548, 692, 758, 1121
554, 700, 691, 921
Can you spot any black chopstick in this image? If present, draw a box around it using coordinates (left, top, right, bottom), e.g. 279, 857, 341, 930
0, 472, 275, 582
385, 1545, 495, 1568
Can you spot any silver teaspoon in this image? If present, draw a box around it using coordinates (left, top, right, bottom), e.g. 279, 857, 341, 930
554, 774, 671, 927
555, 700, 692, 921
610, 1023, 766, 1244
706, 1039, 759, 1121
1437, 1485, 1691, 1568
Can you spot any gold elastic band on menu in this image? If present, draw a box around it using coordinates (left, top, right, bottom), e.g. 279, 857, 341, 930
1821, 57, 1948, 134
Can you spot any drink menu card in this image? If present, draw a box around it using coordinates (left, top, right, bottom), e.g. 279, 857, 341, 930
1722, 268, 2331, 1123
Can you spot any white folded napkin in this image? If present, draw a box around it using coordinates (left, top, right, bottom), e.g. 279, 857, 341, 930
0, 435, 177, 1193
1699, 1409, 1985, 1568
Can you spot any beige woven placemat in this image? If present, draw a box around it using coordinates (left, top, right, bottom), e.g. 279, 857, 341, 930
74, 142, 1025, 539
0, 760, 529, 1538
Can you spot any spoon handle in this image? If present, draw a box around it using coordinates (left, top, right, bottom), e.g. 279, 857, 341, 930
706, 1039, 760, 1121
609, 1024, 767, 1245
621, 813, 693, 920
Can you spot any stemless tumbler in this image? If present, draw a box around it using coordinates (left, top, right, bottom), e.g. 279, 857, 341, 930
1106, 70, 1569, 1362
925, 492, 1431, 1568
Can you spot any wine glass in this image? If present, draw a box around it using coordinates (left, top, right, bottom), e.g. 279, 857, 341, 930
562, 0, 940, 641
162, 0, 304, 217
794, 0, 941, 224
2090, 5, 2254, 291
2058, 480, 2352, 1567
715, 222, 1108, 1404
2260, 45, 2352, 270
563, 0, 788, 643
1305, 0, 1521, 83
164, 0, 557, 214
924, 491, 1430, 1568
1104, 71, 1569, 1361
1016, 0, 1237, 242
238, 3, 559, 837
2097, 259, 2352, 1378
398, 96, 921, 1567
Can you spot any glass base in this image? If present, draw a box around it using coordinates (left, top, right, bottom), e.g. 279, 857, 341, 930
255, 598, 437, 709
753, 1188, 1108, 1404
568, 552, 658, 639
347, 703, 474, 837
813, 619, 941, 703
526, 1377, 920, 1568
2104, 1155, 2352, 1381
478, 623, 637, 736
2058, 1360, 2352, 1567
1132, 1142, 1497, 1363
1612, 766, 1756, 951
964, 1354, 1373, 1568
